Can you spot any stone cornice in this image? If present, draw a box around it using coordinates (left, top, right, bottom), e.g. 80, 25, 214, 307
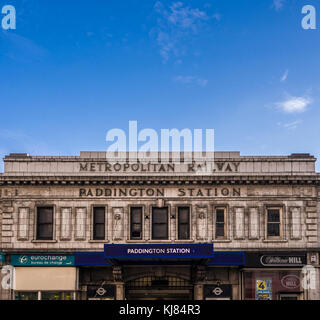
0, 175, 319, 186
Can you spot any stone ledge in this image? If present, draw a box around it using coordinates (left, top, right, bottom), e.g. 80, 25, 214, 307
306, 218, 317, 224
306, 207, 317, 213
2, 219, 13, 225
306, 230, 318, 236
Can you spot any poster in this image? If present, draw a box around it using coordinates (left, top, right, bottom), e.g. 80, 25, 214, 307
256, 280, 272, 300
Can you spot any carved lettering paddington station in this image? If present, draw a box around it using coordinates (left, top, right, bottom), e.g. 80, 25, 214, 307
79, 187, 241, 198
79, 161, 241, 173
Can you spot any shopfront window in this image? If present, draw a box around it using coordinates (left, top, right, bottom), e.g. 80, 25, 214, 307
178, 207, 190, 240
41, 291, 73, 300
36, 207, 54, 240
130, 207, 143, 240
93, 207, 106, 240
243, 271, 302, 300
152, 207, 168, 240
15, 292, 38, 300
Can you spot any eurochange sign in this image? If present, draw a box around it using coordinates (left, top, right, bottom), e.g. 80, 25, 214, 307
11, 254, 75, 266
104, 244, 214, 259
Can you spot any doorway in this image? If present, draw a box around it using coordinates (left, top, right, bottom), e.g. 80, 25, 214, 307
125, 276, 193, 300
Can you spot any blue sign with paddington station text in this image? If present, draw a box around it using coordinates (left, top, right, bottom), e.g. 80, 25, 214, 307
104, 244, 214, 259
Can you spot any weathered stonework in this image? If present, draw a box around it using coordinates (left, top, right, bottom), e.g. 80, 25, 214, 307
0, 151, 319, 300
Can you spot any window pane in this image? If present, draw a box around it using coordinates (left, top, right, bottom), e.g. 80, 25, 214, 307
131, 207, 142, 223
94, 208, 105, 224
178, 207, 189, 223
178, 224, 189, 240
15, 292, 38, 300
152, 208, 168, 223
216, 224, 225, 237
38, 207, 53, 223
93, 224, 105, 240
216, 210, 225, 223
37, 223, 53, 240
268, 209, 280, 222
152, 224, 168, 240
131, 230, 141, 239
132, 224, 141, 232
267, 223, 280, 237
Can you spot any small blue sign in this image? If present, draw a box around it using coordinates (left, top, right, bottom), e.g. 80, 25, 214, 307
104, 244, 214, 259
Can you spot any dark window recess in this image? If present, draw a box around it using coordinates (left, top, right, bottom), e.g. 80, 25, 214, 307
215, 209, 225, 238
178, 207, 190, 240
130, 207, 142, 240
93, 207, 105, 240
152, 207, 168, 240
36, 207, 53, 240
267, 209, 280, 237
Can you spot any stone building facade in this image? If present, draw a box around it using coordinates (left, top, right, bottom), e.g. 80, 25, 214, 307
0, 151, 319, 300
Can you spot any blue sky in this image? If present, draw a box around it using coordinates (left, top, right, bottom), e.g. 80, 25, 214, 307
0, 0, 320, 171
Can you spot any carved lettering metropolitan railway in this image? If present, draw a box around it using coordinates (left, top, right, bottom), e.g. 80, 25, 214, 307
79, 161, 241, 173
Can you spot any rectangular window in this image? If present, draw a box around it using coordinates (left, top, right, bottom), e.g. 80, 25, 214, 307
215, 208, 226, 238
15, 292, 38, 300
267, 208, 281, 238
178, 207, 190, 240
93, 207, 105, 240
130, 207, 143, 240
36, 207, 53, 240
152, 207, 168, 240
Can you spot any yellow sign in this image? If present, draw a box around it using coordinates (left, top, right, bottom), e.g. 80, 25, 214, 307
257, 280, 267, 291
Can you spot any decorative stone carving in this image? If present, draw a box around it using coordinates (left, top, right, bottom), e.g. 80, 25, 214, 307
113, 207, 124, 241
196, 206, 207, 240
113, 266, 123, 282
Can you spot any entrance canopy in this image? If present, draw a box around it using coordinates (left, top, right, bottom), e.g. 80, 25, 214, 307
74, 244, 244, 266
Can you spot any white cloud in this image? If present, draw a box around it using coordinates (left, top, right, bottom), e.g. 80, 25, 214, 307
277, 120, 302, 130
272, 0, 285, 11
152, 1, 210, 63
280, 69, 288, 82
276, 96, 312, 113
174, 75, 208, 87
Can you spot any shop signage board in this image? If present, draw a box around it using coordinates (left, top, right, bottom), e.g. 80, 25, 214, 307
104, 244, 214, 259
11, 254, 75, 266
245, 252, 306, 268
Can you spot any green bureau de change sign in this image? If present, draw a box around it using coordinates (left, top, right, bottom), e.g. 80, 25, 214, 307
11, 254, 75, 267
